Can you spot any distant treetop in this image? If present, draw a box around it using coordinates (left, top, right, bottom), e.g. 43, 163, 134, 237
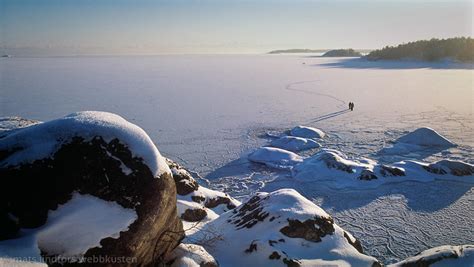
366, 37, 474, 62
322, 49, 362, 57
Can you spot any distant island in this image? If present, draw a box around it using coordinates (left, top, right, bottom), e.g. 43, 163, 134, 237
321, 49, 362, 57
366, 37, 474, 62
268, 49, 327, 54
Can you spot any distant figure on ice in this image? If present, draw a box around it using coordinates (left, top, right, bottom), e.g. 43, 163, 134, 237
348, 102, 354, 111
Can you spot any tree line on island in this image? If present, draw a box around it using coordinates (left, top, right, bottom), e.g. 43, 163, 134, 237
268, 37, 474, 63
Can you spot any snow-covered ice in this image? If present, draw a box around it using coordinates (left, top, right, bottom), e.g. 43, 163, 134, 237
1, 55, 473, 265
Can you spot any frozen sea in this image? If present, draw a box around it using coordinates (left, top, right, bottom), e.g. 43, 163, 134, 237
1, 55, 473, 264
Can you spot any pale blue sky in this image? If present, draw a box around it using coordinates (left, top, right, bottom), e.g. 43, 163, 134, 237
1, 0, 472, 55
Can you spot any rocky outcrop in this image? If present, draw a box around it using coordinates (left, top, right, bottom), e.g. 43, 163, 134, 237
0, 112, 183, 266
189, 189, 381, 267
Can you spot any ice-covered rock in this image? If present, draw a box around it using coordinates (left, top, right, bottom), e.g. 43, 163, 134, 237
290, 126, 325, 139
269, 136, 320, 152
188, 189, 381, 267
292, 149, 374, 183
166, 244, 218, 267
0, 112, 182, 265
248, 147, 304, 169
389, 244, 474, 267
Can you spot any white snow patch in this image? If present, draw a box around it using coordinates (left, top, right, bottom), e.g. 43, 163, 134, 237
36, 193, 137, 259
0, 193, 138, 264
248, 147, 303, 169
168, 244, 218, 267
0, 111, 170, 177
269, 136, 320, 152
290, 126, 325, 139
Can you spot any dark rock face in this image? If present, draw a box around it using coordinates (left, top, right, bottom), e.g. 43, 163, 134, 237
166, 158, 238, 211
424, 160, 474, 177
181, 208, 207, 222
319, 152, 353, 173
229, 195, 269, 229
279, 217, 335, 242
379, 165, 406, 177
343, 231, 364, 253
269, 251, 281, 260
167, 159, 200, 196
358, 169, 378, 181
205, 196, 237, 210
0, 135, 183, 266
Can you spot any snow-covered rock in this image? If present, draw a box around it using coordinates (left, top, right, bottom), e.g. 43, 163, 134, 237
291, 149, 473, 189
0, 112, 182, 265
290, 126, 325, 139
167, 159, 241, 234
269, 136, 320, 152
380, 127, 456, 155
188, 189, 381, 267
389, 244, 474, 267
167, 244, 218, 267
248, 147, 304, 169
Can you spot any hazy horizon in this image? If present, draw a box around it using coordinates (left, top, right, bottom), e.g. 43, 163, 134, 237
1, 0, 473, 56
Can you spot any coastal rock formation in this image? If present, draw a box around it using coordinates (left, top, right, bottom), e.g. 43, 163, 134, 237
188, 189, 381, 267
0, 112, 183, 266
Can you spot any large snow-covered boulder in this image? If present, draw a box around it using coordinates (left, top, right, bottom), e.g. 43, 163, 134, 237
269, 136, 320, 152
0, 112, 183, 265
389, 245, 474, 267
290, 126, 325, 139
188, 189, 381, 267
395, 127, 455, 147
248, 147, 304, 169
380, 127, 456, 155
166, 159, 240, 233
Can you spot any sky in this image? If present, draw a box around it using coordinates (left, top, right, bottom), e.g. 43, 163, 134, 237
0, 0, 472, 55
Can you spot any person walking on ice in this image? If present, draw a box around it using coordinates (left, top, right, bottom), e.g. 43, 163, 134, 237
350, 102, 354, 111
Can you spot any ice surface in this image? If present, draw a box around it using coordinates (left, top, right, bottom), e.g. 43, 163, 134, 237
0, 111, 170, 177
1, 55, 473, 265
